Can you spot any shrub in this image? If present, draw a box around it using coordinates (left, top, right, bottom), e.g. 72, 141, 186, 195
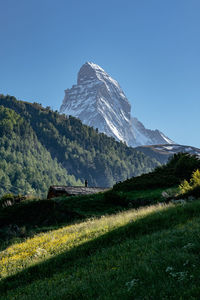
179, 169, 200, 197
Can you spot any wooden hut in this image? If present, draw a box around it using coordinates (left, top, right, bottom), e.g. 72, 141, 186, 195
47, 185, 108, 199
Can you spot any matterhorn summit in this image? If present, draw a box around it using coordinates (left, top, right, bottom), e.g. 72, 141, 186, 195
60, 62, 173, 147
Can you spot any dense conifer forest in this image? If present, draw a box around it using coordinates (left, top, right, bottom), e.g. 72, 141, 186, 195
0, 94, 160, 196
0, 106, 82, 197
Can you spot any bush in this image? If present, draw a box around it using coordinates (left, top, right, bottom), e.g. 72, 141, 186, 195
179, 169, 200, 196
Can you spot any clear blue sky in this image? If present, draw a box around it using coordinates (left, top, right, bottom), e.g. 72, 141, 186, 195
0, 0, 200, 148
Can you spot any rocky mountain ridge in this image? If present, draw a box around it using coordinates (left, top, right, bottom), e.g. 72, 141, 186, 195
60, 62, 173, 147
135, 144, 200, 164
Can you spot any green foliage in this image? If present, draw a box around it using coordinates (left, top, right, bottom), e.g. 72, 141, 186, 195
0, 94, 160, 191
191, 169, 200, 186
179, 179, 192, 194
0, 105, 82, 197
114, 153, 200, 192
179, 169, 200, 198
167, 152, 200, 181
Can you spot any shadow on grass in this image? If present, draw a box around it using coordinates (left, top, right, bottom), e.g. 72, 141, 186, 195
1, 190, 154, 251
0, 187, 168, 251
1, 200, 200, 294
0, 199, 86, 252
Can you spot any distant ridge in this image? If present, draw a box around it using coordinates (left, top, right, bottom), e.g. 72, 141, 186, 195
135, 144, 200, 164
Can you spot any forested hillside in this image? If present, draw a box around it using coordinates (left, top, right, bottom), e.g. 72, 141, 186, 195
0, 95, 160, 195
0, 106, 82, 197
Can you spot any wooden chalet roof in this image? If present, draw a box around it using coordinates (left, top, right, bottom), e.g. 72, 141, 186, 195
47, 186, 108, 199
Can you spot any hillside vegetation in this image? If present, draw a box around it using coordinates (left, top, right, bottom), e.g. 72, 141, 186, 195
1, 153, 200, 298
0, 94, 160, 195
0, 106, 81, 197
1, 199, 200, 299
114, 152, 200, 191
178, 169, 200, 199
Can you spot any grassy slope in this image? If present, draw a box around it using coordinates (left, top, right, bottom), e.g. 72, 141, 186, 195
0, 188, 166, 249
1, 197, 200, 299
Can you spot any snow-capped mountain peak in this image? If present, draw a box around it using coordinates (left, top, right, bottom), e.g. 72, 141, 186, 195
60, 62, 173, 147
78, 62, 120, 88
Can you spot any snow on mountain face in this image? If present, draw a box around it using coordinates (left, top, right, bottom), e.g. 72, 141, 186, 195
132, 117, 174, 145
60, 62, 173, 147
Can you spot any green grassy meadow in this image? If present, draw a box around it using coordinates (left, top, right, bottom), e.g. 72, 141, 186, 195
1, 194, 200, 299
1, 153, 200, 299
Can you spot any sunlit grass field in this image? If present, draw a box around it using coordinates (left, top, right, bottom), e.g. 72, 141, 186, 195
1, 198, 200, 299
0, 204, 167, 279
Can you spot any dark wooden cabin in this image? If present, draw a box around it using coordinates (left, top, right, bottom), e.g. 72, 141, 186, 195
47, 186, 108, 199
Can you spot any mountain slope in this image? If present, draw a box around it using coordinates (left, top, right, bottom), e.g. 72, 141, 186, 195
60, 62, 173, 146
132, 117, 173, 145
0, 106, 81, 197
0, 95, 160, 189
